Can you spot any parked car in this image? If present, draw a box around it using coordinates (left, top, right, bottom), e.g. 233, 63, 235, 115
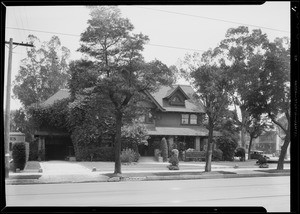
250, 150, 270, 160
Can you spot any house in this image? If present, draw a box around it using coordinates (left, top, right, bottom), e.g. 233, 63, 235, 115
34, 85, 221, 160
137, 85, 221, 156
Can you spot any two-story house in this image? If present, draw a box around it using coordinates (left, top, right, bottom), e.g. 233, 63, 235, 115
137, 85, 221, 156
34, 85, 221, 160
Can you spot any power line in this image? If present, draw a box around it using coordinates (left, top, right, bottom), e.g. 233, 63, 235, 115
136, 6, 290, 34
6, 26, 207, 52
6, 26, 290, 64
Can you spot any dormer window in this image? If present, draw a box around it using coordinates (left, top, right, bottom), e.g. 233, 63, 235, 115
169, 95, 185, 106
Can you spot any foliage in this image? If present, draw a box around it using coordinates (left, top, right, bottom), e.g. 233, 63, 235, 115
212, 149, 223, 161
28, 139, 39, 161
28, 98, 70, 131
183, 47, 232, 172
9, 108, 35, 143
120, 148, 140, 163
168, 149, 179, 170
13, 35, 70, 108
216, 137, 238, 161
11, 142, 27, 171
235, 147, 246, 161
121, 121, 149, 149
75, 6, 175, 174
161, 137, 168, 162
257, 156, 268, 165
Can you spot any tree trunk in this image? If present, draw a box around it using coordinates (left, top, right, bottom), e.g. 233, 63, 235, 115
247, 137, 253, 160
241, 127, 246, 148
277, 133, 290, 170
205, 118, 213, 172
114, 110, 122, 174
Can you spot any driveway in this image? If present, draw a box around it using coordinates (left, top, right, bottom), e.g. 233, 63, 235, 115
40, 161, 92, 175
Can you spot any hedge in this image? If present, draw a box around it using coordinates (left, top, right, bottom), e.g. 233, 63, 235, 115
11, 142, 27, 171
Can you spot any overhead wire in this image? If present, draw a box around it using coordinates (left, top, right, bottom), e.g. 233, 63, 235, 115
6, 26, 290, 64
135, 6, 290, 34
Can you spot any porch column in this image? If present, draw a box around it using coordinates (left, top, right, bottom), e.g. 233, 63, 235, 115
195, 137, 200, 151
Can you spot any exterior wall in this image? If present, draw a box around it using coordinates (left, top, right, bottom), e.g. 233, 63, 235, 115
155, 112, 181, 127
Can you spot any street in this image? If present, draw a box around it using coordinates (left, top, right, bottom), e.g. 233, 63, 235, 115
5, 176, 289, 212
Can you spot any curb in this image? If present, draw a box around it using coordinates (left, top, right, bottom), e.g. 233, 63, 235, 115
6, 172, 290, 185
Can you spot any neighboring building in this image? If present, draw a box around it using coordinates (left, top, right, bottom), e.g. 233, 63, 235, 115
244, 129, 290, 158
34, 85, 221, 160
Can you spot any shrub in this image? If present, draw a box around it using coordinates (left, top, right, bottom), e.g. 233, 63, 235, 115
212, 149, 223, 161
120, 148, 140, 163
29, 139, 39, 161
12, 142, 27, 171
154, 149, 162, 161
216, 137, 238, 161
257, 156, 267, 165
74, 145, 115, 161
235, 147, 246, 161
168, 149, 179, 170
161, 138, 168, 162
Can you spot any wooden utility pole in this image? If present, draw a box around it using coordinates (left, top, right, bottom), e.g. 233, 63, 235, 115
4, 38, 34, 178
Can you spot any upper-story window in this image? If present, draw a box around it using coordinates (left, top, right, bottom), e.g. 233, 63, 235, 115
181, 114, 189, 124
190, 114, 197, 124
181, 114, 198, 125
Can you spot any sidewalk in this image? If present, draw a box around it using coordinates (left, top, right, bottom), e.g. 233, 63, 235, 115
5, 160, 290, 185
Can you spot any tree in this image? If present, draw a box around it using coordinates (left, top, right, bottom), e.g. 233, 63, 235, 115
186, 48, 232, 172
13, 35, 70, 108
245, 116, 273, 160
246, 37, 290, 169
218, 26, 269, 149
76, 6, 174, 174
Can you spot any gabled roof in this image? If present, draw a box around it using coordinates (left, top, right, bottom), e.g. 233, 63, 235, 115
41, 89, 70, 107
148, 85, 205, 113
41, 85, 205, 113
164, 85, 190, 100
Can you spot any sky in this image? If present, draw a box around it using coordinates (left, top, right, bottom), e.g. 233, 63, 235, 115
4, 2, 290, 110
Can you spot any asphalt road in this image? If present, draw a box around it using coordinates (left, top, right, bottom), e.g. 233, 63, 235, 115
6, 176, 290, 212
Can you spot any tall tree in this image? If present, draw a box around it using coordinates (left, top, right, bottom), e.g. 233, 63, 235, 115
186, 48, 232, 172
218, 26, 269, 149
13, 35, 70, 108
77, 6, 174, 174
246, 37, 290, 169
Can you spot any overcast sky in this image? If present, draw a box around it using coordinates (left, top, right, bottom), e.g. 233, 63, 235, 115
4, 2, 290, 110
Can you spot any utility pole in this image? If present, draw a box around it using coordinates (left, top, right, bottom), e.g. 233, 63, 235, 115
4, 38, 34, 178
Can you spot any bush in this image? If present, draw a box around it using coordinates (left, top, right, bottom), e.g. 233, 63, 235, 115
212, 149, 223, 161
29, 139, 39, 161
168, 149, 179, 170
257, 156, 267, 165
161, 138, 168, 162
154, 149, 162, 161
74, 145, 115, 161
216, 137, 238, 161
235, 147, 246, 161
120, 148, 140, 163
12, 142, 27, 171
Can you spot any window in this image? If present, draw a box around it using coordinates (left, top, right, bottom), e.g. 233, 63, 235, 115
181, 114, 189, 124
190, 114, 197, 124
170, 95, 184, 106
